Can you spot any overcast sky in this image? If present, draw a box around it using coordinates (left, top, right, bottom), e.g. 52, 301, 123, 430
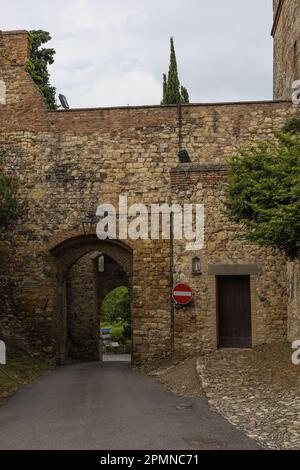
1, 0, 274, 108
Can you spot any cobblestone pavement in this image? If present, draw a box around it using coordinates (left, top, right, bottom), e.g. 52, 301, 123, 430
197, 343, 300, 450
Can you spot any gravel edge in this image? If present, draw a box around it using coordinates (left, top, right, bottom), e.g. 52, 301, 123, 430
196, 355, 270, 450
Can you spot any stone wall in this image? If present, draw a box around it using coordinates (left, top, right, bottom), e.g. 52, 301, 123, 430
273, 0, 300, 100
67, 253, 99, 361
0, 244, 32, 350
170, 165, 288, 358
66, 252, 130, 361
0, 31, 29, 65
287, 258, 300, 342
273, 0, 280, 18
0, 31, 298, 366
96, 255, 130, 306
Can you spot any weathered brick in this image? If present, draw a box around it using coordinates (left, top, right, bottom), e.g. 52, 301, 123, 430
0, 27, 299, 367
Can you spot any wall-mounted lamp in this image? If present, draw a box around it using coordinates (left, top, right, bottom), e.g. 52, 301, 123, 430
82, 212, 95, 235
192, 256, 202, 275
178, 149, 192, 163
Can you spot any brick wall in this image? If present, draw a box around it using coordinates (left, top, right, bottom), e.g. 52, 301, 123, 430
0, 30, 298, 365
0, 31, 29, 65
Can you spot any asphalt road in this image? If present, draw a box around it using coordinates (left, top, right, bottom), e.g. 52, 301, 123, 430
0, 361, 260, 450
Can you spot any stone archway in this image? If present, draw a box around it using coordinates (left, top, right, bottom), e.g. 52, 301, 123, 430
67, 252, 131, 361
50, 234, 133, 364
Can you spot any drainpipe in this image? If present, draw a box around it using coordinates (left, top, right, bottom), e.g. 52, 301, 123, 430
178, 102, 183, 151
170, 211, 175, 362
170, 103, 183, 362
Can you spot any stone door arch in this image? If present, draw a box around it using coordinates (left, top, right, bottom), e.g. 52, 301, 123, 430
50, 234, 133, 364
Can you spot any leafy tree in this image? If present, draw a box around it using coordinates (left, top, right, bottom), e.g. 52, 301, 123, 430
26, 30, 56, 109
223, 119, 300, 260
162, 38, 189, 105
101, 286, 131, 327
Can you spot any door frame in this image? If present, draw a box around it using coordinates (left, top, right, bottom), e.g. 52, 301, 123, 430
216, 275, 252, 348
209, 266, 258, 349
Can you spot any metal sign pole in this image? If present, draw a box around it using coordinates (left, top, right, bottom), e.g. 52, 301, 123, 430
170, 211, 175, 362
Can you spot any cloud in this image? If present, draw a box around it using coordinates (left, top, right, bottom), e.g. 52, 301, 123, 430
1, 0, 274, 107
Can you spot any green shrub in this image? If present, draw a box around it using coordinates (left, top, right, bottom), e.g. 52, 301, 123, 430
110, 325, 124, 343
224, 126, 300, 260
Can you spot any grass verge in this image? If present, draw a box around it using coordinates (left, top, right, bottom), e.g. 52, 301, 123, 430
0, 343, 51, 404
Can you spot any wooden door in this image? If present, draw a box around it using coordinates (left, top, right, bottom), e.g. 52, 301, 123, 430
217, 275, 252, 348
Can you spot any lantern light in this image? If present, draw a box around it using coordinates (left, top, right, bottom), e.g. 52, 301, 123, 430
192, 256, 202, 275
82, 213, 95, 235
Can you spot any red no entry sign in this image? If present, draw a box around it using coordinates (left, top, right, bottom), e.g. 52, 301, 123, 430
172, 283, 193, 305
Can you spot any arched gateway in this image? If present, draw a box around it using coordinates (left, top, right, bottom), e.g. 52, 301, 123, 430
50, 235, 133, 364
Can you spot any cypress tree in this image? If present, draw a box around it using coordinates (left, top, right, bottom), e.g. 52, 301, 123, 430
161, 38, 190, 105
165, 37, 181, 104
181, 86, 189, 104
162, 73, 167, 105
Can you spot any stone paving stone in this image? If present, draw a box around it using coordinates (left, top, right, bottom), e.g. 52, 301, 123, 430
197, 343, 300, 450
